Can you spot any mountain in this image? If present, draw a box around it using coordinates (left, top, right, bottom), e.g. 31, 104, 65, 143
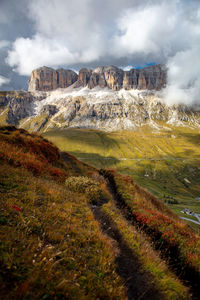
0, 64, 199, 133
0, 76, 200, 133
28, 65, 166, 92
0, 125, 199, 299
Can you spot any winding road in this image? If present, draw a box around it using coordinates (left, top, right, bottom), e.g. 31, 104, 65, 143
180, 217, 200, 226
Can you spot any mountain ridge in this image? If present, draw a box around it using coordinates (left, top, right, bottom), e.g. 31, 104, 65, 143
28, 64, 166, 92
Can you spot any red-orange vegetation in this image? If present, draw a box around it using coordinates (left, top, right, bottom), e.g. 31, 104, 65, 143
0, 126, 66, 180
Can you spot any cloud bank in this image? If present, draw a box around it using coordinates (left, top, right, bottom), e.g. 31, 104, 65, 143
4, 0, 200, 104
163, 46, 200, 106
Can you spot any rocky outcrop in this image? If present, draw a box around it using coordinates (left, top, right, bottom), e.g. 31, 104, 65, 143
137, 65, 166, 90
78, 68, 92, 86
57, 68, 78, 89
123, 65, 166, 90
41, 105, 58, 116
123, 69, 139, 89
0, 92, 35, 124
28, 65, 166, 92
28, 67, 78, 92
28, 67, 57, 92
0, 95, 9, 107
87, 66, 124, 90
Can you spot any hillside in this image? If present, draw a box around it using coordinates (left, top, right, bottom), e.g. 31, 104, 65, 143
43, 126, 200, 229
0, 126, 200, 299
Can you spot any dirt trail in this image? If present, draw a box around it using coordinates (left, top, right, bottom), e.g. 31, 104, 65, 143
100, 170, 200, 299
91, 200, 165, 299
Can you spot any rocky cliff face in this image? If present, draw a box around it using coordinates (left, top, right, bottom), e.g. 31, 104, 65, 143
29, 65, 166, 92
86, 66, 124, 90
28, 67, 78, 92
78, 68, 92, 86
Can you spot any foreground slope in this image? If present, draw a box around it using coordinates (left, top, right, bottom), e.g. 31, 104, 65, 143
0, 126, 200, 299
0, 126, 126, 299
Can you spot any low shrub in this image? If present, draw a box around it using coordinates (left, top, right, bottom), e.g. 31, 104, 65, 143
65, 176, 101, 204
49, 167, 67, 179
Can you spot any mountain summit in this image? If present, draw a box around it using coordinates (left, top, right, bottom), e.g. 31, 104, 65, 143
28, 65, 166, 92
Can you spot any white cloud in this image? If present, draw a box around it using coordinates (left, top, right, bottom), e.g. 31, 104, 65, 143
7, 35, 78, 75
0, 75, 10, 87
6, 34, 103, 75
7, 0, 106, 75
121, 65, 134, 71
113, 1, 198, 60
162, 46, 200, 105
5, 0, 200, 105
112, 1, 200, 105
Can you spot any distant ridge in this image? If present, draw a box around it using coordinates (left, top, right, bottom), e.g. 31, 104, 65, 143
28, 64, 166, 92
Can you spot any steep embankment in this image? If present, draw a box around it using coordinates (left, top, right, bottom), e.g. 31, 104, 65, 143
1, 126, 200, 299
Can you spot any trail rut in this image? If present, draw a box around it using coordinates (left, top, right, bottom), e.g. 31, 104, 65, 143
91, 199, 165, 300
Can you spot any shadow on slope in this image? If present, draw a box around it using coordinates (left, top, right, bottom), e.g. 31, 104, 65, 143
43, 128, 122, 151
93, 207, 165, 300
69, 151, 120, 168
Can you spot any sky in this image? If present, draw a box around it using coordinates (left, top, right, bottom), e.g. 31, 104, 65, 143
0, 0, 200, 105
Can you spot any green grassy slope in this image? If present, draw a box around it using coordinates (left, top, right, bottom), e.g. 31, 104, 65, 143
0, 126, 126, 299
43, 126, 200, 224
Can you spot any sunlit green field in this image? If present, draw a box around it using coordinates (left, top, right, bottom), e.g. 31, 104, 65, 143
43, 125, 200, 222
